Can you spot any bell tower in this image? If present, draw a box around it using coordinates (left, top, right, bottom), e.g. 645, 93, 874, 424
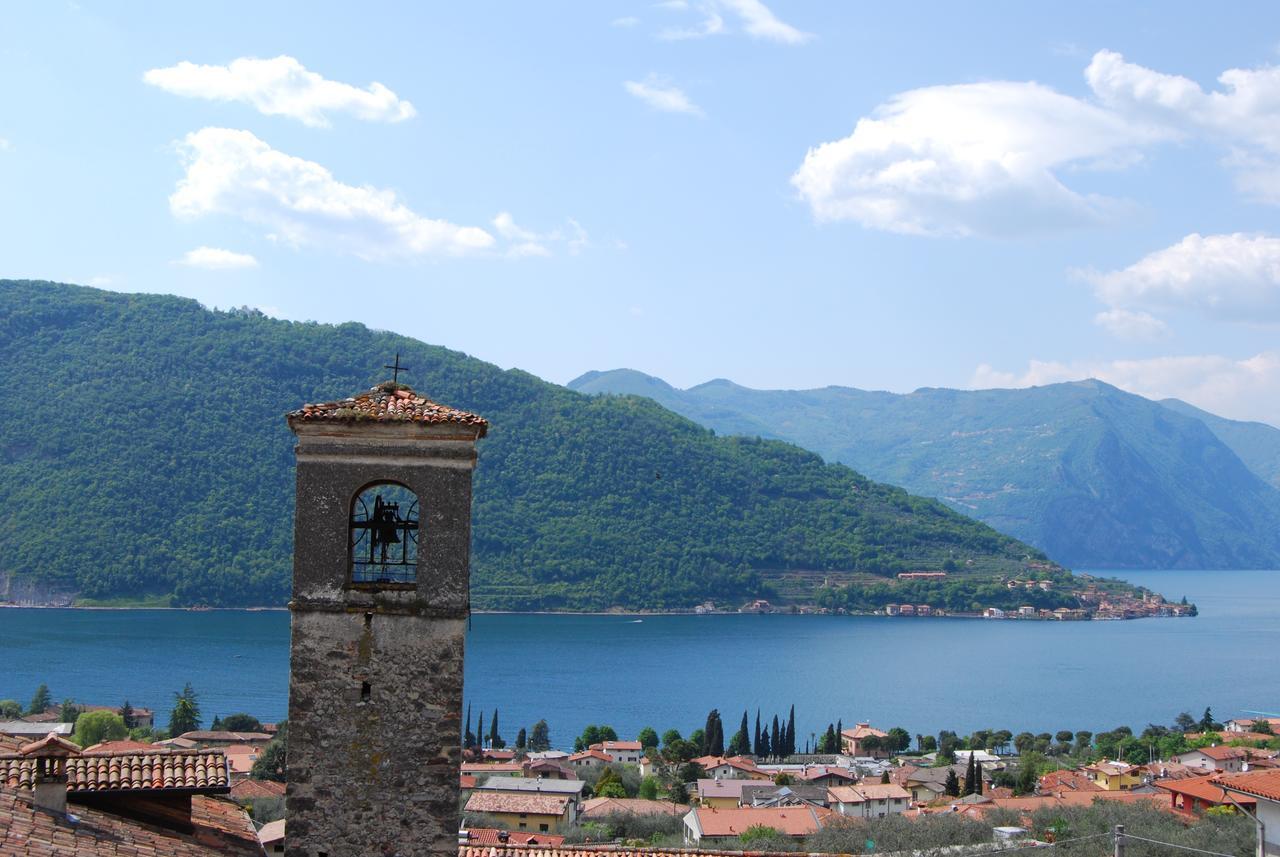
284, 379, 487, 857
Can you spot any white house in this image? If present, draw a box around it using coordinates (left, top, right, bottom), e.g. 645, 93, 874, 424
1176, 746, 1250, 774
596, 740, 644, 765
827, 784, 910, 818
1216, 770, 1280, 856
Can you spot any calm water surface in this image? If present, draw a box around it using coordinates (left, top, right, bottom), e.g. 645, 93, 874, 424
1, 569, 1276, 742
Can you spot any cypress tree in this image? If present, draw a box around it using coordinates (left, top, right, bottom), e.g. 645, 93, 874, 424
753, 709, 762, 757
490, 709, 502, 748
759, 725, 771, 758
771, 716, 780, 760
787, 706, 796, 756
835, 719, 843, 754
477, 710, 484, 748
976, 763, 984, 795
464, 704, 473, 748
944, 768, 960, 797
963, 753, 976, 796
515, 728, 527, 750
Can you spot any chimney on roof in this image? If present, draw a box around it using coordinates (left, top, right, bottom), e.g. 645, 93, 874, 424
497, 830, 510, 843
21, 732, 79, 816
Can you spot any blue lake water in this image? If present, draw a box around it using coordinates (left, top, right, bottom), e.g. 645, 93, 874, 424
1, 569, 1277, 745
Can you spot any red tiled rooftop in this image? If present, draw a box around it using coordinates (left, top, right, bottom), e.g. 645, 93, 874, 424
465, 828, 567, 847
1215, 769, 1280, 802
580, 797, 685, 818
465, 791, 570, 816
0, 787, 260, 856
690, 805, 830, 837
229, 777, 285, 799
289, 384, 488, 435
0, 747, 230, 793
1157, 775, 1257, 807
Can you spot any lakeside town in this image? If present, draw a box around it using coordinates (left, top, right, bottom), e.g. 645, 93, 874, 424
3, 689, 1278, 854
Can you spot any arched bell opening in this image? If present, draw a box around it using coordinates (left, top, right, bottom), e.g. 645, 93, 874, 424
348, 482, 420, 588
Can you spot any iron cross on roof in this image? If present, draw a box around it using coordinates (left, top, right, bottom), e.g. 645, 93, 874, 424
384, 353, 409, 383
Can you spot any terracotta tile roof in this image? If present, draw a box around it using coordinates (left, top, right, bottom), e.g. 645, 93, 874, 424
1184, 745, 1249, 762
600, 741, 643, 752
465, 791, 571, 816
579, 798, 685, 818
0, 748, 230, 793
229, 777, 285, 800
82, 740, 153, 754
465, 828, 567, 846
1039, 770, 1102, 792
179, 731, 273, 744
1158, 775, 1257, 806
1214, 769, 1280, 802
840, 723, 887, 740
289, 384, 488, 435
461, 774, 479, 789
568, 750, 613, 763
697, 779, 751, 799
690, 805, 830, 837
258, 817, 285, 847
795, 766, 855, 782
0, 787, 260, 855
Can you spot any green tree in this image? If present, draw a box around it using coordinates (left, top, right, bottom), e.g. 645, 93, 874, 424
703, 709, 724, 756
963, 753, 976, 796
58, 699, 80, 724
168, 683, 202, 737
773, 772, 794, 786
944, 768, 960, 797
1173, 712, 1197, 732
637, 726, 659, 749
594, 767, 626, 798
72, 711, 128, 748
638, 775, 659, 800
786, 706, 796, 756
252, 724, 288, 782
880, 770, 890, 784
488, 709, 504, 749
1255, 719, 1274, 736
464, 704, 475, 750
668, 780, 689, 804
727, 711, 751, 757
0, 700, 21, 719
529, 719, 551, 751
679, 762, 707, 782
1199, 707, 1220, 732
119, 701, 135, 730
887, 726, 911, 755
661, 728, 682, 747
739, 825, 781, 845
28, 684, 51, 716
220, 713, 264, 732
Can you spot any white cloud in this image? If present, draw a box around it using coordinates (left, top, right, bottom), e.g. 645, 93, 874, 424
144, 56, 415, 128
793, 49, 1280, 236
624, 75, 703, 116
1093, 308, 1169, 340
718, 0, 810, 44
175, 246, 260, 270
0, 137, 11, 152
491, 211, 589, 257
791, 80, 1164, 236
612, 15, 640, 27
1084, 233, 1280, 322
170, 127, 494, 260
657, 0, 807, 44
971, 352, 1280, 426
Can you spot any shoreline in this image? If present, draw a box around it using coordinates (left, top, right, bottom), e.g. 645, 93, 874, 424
0, 603, 1189, 621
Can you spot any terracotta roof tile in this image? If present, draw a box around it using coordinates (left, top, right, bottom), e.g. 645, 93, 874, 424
1214, 769, 1280, 802
0, 787, 260, 856
229, 777, 285, 800
465, 791, 571, 816
289, 384, 488, 435
690, 805, 831, 837
466, 828, 567, 846
580, 798, 686, 818
1158, 775, 1257, 806
0, 748, 230, 793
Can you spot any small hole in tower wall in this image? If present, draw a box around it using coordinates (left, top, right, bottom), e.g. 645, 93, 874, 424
361, 681, 371, 702
364, 612, 373, 628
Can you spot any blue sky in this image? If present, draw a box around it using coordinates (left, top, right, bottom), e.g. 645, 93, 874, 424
4, 2, 1280, 424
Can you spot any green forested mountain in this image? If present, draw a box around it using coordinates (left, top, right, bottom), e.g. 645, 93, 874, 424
1159, 398, 1280, 490
0, 281, 1054, 609
569, 369, 1280, 570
